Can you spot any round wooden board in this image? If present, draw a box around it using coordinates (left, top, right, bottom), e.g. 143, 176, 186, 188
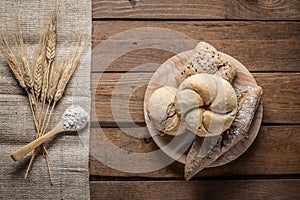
144, 50, 263, 167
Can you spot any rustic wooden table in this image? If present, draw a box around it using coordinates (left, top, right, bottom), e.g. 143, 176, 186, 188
89, 1, 300, 199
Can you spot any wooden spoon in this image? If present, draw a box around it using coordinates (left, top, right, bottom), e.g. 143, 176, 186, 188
11, 105, 88, 161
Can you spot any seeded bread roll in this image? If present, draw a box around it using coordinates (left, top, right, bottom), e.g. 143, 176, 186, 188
175, 74, 237, 137
179, 42, 237, 83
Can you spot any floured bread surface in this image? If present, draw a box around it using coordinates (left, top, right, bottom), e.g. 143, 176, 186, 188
179, 42, 237, 83
184, 86, 263, 180
175, 74, 237, 137
147, 86, 180, 135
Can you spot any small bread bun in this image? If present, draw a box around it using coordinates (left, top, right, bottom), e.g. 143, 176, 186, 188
147, 86, 181, 135
175, 73, 237, 137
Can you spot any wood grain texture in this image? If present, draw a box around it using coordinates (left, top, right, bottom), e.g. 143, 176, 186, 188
92, 21, 300, 72
90, 126, 300, 178
90, 180, 300, 200
92, 0, 300, 20
91, 73, 300, 124
90, 2, 300, 198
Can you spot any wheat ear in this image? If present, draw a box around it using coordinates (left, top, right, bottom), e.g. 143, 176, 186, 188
16, 38, 33, 90
54, 36, 87, 102
14, 11, 33, 91
0, 37, 26, 89
40, 11, 57, 104
33, 23, 47, 99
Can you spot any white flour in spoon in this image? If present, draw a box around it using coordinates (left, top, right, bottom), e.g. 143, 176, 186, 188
62, 105, 89, 131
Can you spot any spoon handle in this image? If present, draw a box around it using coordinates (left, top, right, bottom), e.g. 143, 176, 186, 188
11, 123, 64, 161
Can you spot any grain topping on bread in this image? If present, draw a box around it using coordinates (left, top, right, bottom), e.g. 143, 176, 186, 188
179, 42, 237, 83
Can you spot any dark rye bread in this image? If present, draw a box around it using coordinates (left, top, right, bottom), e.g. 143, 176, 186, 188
184, 86, 263, 180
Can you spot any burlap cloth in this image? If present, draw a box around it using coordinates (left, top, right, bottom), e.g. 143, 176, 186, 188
0, 1, 91, 199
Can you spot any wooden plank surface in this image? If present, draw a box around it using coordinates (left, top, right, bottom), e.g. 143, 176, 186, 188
92, 0, 300, 20
90, 126, 300, 178
90, 1, 300, 199
91, 73, 300, 124
90, 180, 300, 200
92, 21, 300, 72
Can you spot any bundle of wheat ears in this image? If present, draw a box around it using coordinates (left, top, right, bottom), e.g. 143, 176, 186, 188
0, 7, 87, 184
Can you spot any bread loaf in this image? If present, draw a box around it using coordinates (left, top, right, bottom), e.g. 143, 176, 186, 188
185, 86, 263, 180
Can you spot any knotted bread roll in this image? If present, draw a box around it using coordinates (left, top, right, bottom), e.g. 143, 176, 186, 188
175, 73, 237, 137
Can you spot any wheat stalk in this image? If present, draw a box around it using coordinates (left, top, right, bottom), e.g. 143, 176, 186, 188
40, 12, 57, 103
39, 10, 58, 136
38, 10, 57, 133
54, 36, 87, 102
39, 10, 57, 132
